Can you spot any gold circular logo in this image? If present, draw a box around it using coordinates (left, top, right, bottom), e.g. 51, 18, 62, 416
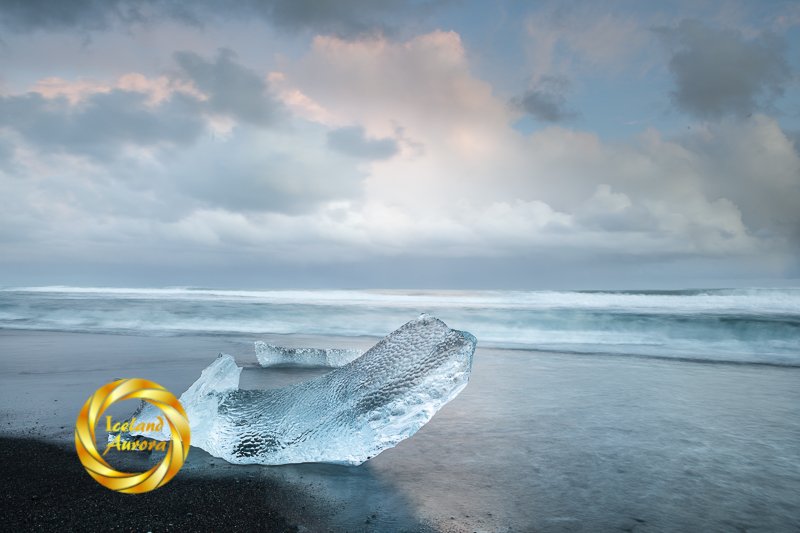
74, 379, 191, 494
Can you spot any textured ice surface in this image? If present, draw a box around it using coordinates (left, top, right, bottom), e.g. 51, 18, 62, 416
254, 342, 362, 367
119, 351, 241, 443
124, 314, 476, 465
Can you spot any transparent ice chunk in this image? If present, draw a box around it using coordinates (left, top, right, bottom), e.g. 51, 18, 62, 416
254, 342, 362, 367
119, 352, 241, 442
123, 314, 476, 465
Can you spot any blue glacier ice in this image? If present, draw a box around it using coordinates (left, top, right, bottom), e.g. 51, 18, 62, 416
254, 342, 362, 367
123, 314, 476, 465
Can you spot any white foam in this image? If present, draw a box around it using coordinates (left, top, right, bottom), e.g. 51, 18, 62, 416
2, 286, 798, 364
4, 286, 800, 314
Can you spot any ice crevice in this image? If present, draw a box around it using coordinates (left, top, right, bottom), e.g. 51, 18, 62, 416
121, 314, 476, 465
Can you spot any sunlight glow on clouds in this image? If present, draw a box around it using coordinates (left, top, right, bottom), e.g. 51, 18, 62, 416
0, 0, 798, 287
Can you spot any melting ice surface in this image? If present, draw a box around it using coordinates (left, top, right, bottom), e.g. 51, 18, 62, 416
124, 314, 476, 465
254, 342, 362, 368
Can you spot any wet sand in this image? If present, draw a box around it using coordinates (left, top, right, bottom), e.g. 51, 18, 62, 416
1, 329, 799, 532
1, 436, 304, 532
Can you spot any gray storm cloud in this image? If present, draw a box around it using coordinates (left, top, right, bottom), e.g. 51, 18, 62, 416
657, 19, 792, 119
513, 75, 576, 123
0, 90, 205, 159
173, 49, 284, 126
0, 0, 446, 37
0, 48, 283, 158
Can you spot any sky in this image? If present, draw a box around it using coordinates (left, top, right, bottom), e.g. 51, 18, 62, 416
1, 0, 799, 289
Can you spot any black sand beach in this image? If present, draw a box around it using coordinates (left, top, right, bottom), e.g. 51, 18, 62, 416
1, 437, 304, 532
2, 329, 800, 532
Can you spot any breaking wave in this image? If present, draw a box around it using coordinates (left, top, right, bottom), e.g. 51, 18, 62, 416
1, 286, 798, 365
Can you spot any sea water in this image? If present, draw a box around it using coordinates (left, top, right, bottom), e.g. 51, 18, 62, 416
1, 286, 798, 365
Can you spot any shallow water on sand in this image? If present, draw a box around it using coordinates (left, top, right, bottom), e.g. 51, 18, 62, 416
1, 330, 799, 531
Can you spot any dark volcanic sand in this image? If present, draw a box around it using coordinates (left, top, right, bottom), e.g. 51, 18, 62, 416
1, 437, 303, 532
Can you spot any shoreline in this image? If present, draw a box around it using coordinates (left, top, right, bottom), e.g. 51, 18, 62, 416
2, 328, 799, 532
2, 326, 796, 369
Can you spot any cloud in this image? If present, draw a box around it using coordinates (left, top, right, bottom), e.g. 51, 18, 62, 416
788, 130, 800, 154
168, 123, 367, 214
327, 126, 398, 159
0, 0, 446, 37
524, 4, 651, 78
0, 89, 205, 158
243, 0, 446, 37
1, 25, 798, 286
513, 75, 576, 122
0, 115, 366, 244
275, 31, 799, 262
285, 31, 511, 140
0, 48, 285, 161
656, 19, 792, 119
0, 0, 149, 32
0, 137, 13, 166
174, 48, 283, 126
28, 74, 202, 105
681, 116, 800, 244
0, 48, 367, 221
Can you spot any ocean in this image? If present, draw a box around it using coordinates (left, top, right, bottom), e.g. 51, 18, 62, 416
2, 286, 798, 365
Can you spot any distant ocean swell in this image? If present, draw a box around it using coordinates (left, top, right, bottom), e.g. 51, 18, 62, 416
1, 287, 798, 366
